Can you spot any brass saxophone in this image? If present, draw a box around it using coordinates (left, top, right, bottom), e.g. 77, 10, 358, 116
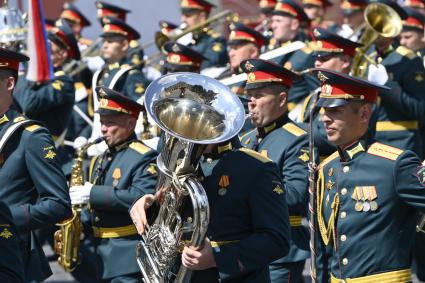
54, 137, 105, 272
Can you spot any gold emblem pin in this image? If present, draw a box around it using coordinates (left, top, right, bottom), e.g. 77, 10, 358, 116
328, 168, 334, 177
0, 228, 12, 239
244, 61, 254, 71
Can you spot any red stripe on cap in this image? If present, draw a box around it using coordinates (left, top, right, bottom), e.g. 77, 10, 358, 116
315, 40, 356, 57
97, 9, 126, 21
99, 98, 140, 118
167, 52, 201, 66
0, 58, 19, 71
340, 0, 366, 10
103, 24, 133, 40
53, 28, 77, 59
247, 70, 294, 87
404, 0, 424, 8
61, 10, 83, 24
181, 0, 213, 13
259, 0, 277, 8
321, 82, 377, 102
275, 2, 302, 20
230, 30, 265, 47
404, 17, 424, 30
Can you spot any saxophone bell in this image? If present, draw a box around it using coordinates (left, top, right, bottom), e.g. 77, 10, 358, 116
54, 137, 105, 272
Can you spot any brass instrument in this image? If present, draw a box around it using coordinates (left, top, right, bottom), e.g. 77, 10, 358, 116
54, 137, 105, 272
63, 37, 103, 77
141, 10, 236, 67
137, 73, 245, 283
0, 1, 27, 52
350, 2, 402, 78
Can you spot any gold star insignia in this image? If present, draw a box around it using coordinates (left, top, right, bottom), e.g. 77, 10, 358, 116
52, 80, 64, 90
212, 43, 222, 52
415, 71, 424, 82
326, 179, 335, 190
273, 184, 284, 195
44, 150, 56, 159
299, 149, 309, 162
0, 228, 12, 239
135, 83, 145, 94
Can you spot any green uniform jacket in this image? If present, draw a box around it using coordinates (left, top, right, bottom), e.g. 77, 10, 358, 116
0, 109, 72, 282
94, 58, 149, 101
0, 201, 25, 283
369, 46, 425, 158
316, 135, 425, 282
189, 28, 229, 70
87, 135, 157, 279
240, 115, 315, 264
192, 141, 290, 282
14, 70, 75, 137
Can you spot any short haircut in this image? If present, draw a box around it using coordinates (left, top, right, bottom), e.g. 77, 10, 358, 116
0, 68, 18, 83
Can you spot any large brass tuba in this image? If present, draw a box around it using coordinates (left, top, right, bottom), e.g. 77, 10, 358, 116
137, 73, 245, 283
350, 2, 402, 78
54, 137, 105, 272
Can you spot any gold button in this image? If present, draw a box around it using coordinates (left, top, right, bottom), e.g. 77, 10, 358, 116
343, 166, 349, 173
340, 234, 347, 241
341, 188, 347, 195
342, 258, 348, 265
340, 211, 347, 219
206, 158, 213, 164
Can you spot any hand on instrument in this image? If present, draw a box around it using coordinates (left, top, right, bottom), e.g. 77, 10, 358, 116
181, 238, 216, 270
130, 187, 166, 235
73, 136, 88, 149
367, 64, 389, 86
69, 182, 93, 205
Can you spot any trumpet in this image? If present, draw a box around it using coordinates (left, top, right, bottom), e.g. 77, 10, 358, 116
63, 38, 103, 77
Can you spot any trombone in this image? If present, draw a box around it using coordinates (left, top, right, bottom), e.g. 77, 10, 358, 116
140, 9, 237, 66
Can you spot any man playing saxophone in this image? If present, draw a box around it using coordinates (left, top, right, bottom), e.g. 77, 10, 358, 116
69, 86, 158, 283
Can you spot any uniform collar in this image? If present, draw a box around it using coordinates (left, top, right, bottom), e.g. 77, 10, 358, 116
108, 133, 137, 153
257, 114, 289, 138
202, 137, 241, 160
337, 134, 371, 161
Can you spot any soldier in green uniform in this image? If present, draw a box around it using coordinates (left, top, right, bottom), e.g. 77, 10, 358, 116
365, 0, 425, 158
302, 0, 338, 32
337, 0, 368, 41
0, 201, 25, 282
70, 86, 158, 283
238, 59, 315, 283
0, 48, 72, 282
180, 0, 229, 69
299, 27, 363, 158
400, 8, 425, 65
313, 68, 425, 283
95, 1, 146, 71
162, 41, 206, 74
266, 0, 317, 113
14, 20, 78, 155
130, 79, 291, 282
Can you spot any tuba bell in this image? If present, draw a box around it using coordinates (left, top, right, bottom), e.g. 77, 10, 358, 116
137, 73, 245, 283
350, 1, 403, 78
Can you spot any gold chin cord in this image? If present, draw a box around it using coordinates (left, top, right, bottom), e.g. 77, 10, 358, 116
136, 73, 245, 283
53, 137, 105, 272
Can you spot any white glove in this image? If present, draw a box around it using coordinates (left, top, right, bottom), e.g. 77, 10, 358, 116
69, 182, 93, 205
367, 64, 388, 86
73, 136, 88, 150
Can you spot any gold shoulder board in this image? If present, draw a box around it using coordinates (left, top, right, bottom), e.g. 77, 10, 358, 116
25, 124, 41, 132
396, 46, 417, 60
367, 142, 403, 161
129, 142, 151, 154
239, 147, 272, 163
282, 122, 306, 137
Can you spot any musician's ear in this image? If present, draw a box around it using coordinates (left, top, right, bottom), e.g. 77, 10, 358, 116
6, 76, 15, 92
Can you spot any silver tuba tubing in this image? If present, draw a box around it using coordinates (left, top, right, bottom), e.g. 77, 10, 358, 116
137, 73, 245, 283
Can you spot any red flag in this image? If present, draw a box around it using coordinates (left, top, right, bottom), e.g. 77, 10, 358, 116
26, 0, 53, 82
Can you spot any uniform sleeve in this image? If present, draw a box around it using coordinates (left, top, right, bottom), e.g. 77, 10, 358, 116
89, 151, 158, 211
10, 128, 72, 233
283, 135, 315, 214
16, 76, 75, 115
395, 150, 425, 211
200, 37, 229, 69
213, 161, 290, 280
0, 202, 25, 283
123, 70, 149, 101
